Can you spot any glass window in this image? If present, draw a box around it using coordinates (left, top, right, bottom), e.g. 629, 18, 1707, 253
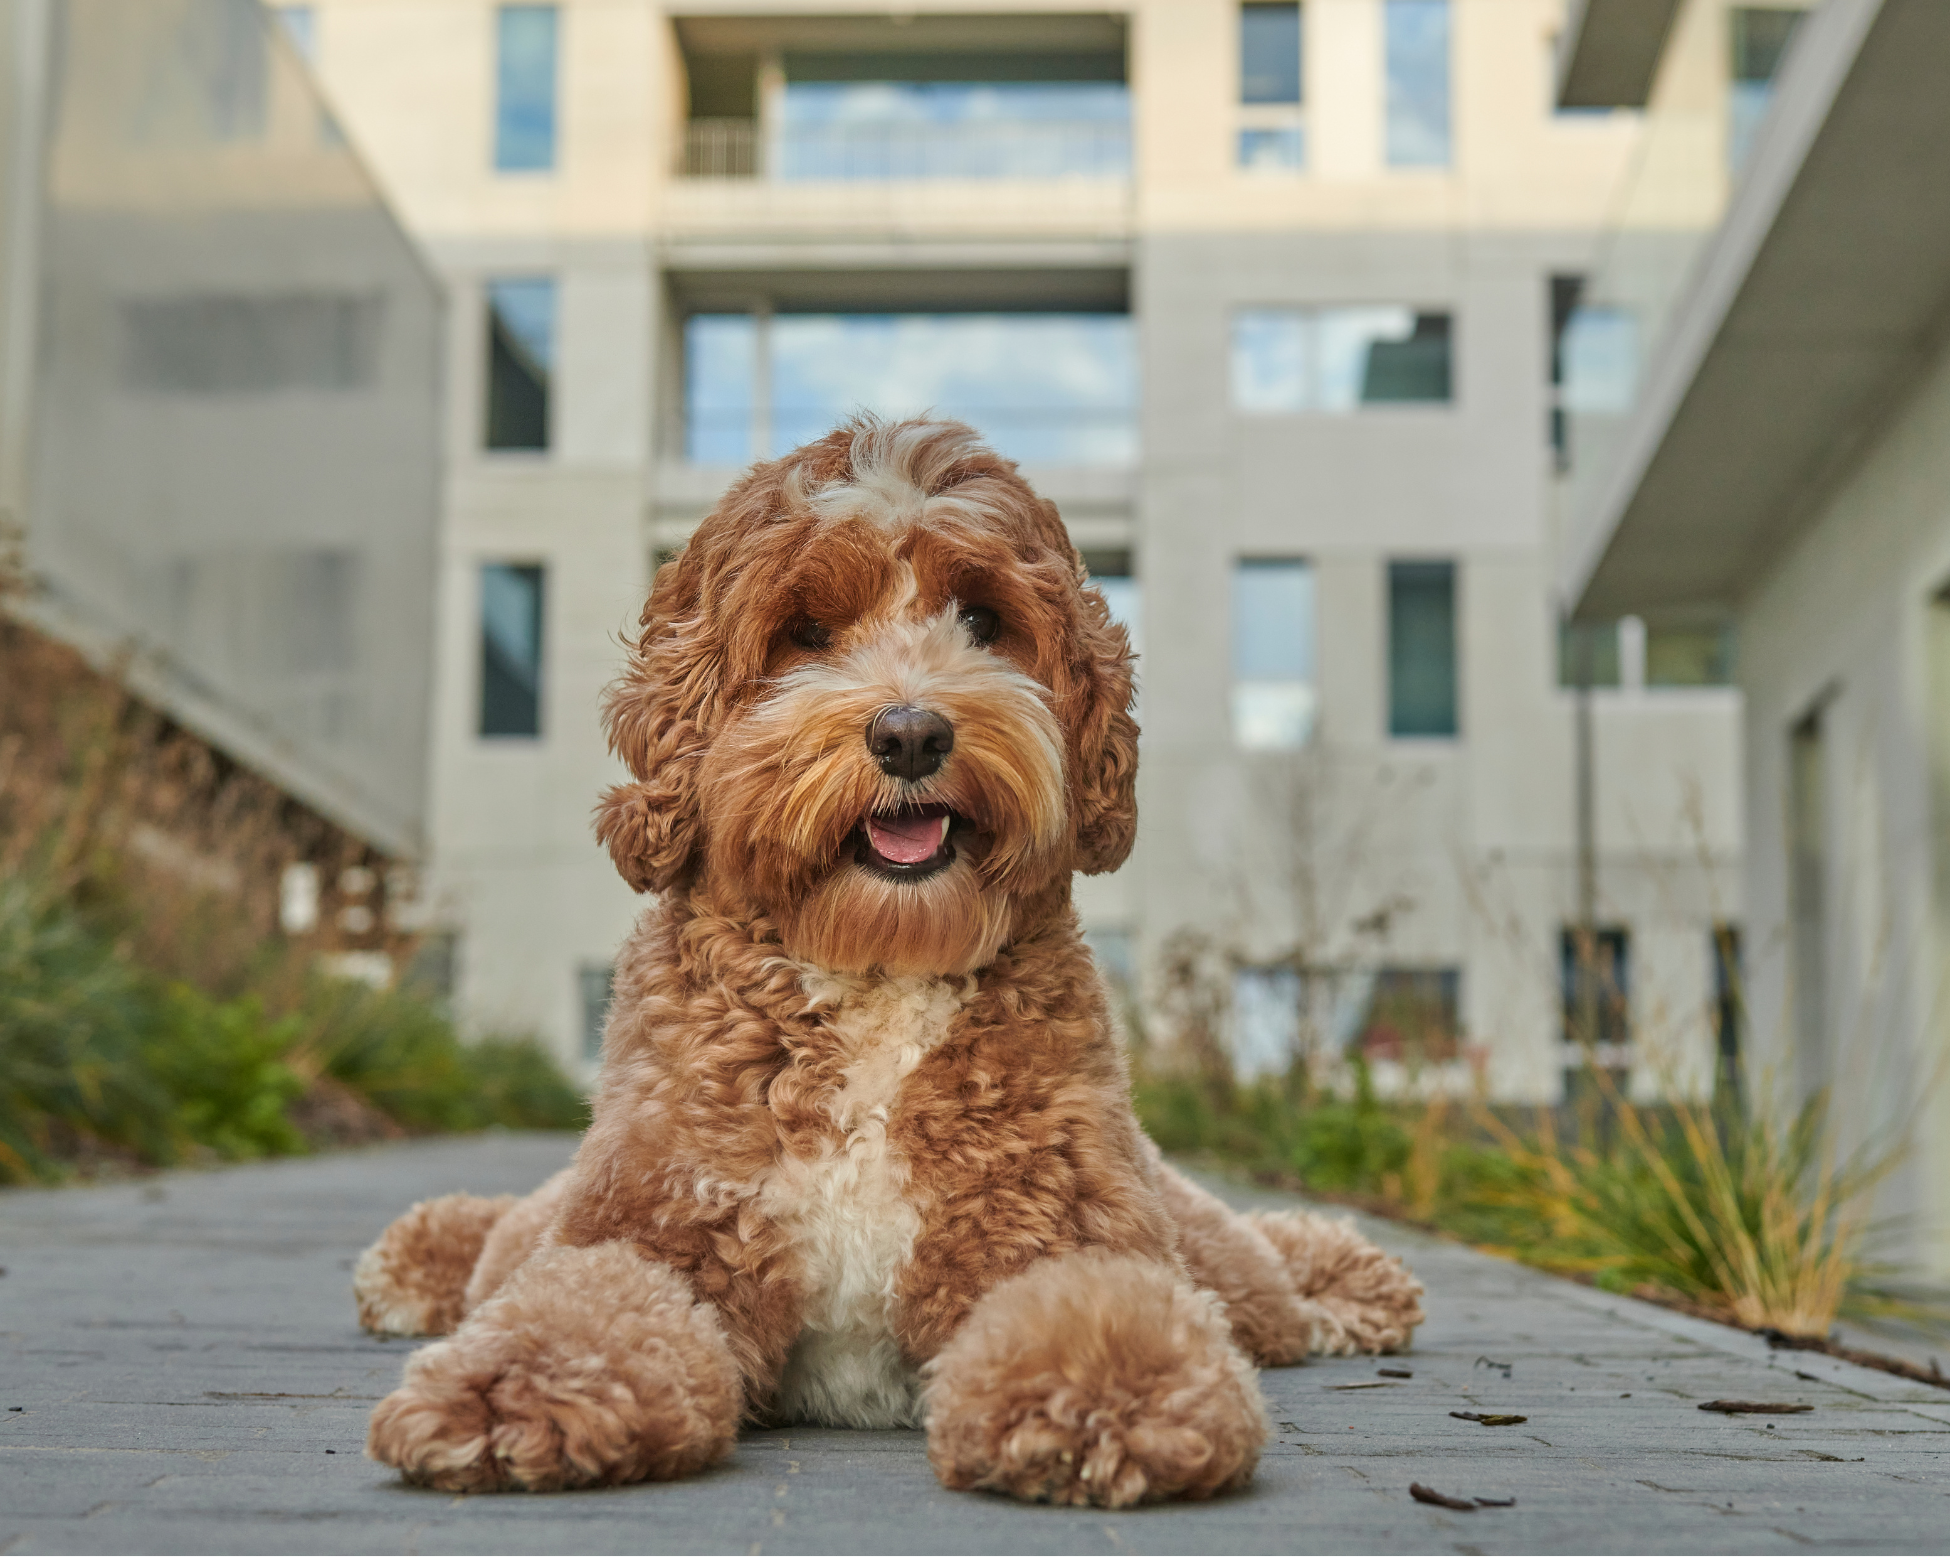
580, 963, 613, 1062
122, 294, 381, 394
1233, 558, 1315, 750
1232, 307, 1452, 412
275, 6, 315, 60
485, 278, 554, 451
1240, 3, 1302, 105
1561, 926, 1630, 1047
1384, 0, 1450, 168
1082, 548, 1142, 662
1389, 559, 1457, 738
683, 312, 1137, 467
1712, 924, 1743, 1102
495, 4, 558, 173
480, 563, 544, 738
1230, 966, 1302, 1081
776, 82, 1129, 181
1646, 623, 1736, 687
1561, 306, 1638, 415
1729, 8, 1807, 173
1558, 619, 1622, 688
1238, 126, 1306, 171
1349, 967, 1461, 1067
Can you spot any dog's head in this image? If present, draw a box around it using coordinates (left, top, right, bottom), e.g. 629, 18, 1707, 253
596, 416, 1137, 975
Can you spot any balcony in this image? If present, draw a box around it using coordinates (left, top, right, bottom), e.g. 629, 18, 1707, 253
679, 117, 1131, 183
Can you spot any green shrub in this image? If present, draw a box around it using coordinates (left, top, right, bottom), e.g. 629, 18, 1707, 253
144, 984, 308, 1161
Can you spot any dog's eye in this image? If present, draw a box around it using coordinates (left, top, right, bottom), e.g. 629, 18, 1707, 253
959, 605, 1000, 645
788, 616, 831, 651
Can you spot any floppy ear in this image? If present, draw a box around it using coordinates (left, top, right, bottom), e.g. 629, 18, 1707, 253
1068, 578, 1140, 876
593, 550, 717, 895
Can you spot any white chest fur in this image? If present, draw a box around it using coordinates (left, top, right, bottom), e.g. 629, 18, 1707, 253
758, 969, 968, 1428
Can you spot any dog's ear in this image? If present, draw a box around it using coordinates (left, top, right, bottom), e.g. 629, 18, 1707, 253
1068, 578, 1140, 876
594, 548, 718, 895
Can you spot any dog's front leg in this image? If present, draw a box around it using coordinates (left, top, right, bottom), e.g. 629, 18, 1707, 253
921, 1248, 1267, 1508
366, 1242, 741, 1492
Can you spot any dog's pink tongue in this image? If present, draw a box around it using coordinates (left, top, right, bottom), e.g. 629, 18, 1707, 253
867, 813, 946, 865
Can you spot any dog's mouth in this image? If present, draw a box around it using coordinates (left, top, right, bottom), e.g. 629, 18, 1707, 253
854, 802, 959, 879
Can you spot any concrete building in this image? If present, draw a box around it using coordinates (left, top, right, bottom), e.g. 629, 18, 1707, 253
0, 0, 443, 949
1562, 0, 1950, 1279
296, 0, 1743, 1101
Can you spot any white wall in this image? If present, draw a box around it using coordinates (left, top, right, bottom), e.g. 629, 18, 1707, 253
1739, 334, 1950, 1282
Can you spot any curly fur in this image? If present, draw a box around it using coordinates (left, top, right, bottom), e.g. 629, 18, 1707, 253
924, 1249, 1266, 1507
353, 1193, 515, 1336
360, 417, 1423, 1503
367, 1243, 741, 1492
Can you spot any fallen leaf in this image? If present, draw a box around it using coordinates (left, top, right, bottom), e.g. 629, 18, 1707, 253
1697, 1400, 1813, 1415
1410, 1482, 1477, 1510
1451, 1411, 1528, 1426
1378, 1368, 1414, 1379
1328, 1381, 1396, 1390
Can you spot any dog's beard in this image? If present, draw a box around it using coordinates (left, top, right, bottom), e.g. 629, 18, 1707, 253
699, 612, 1066, 975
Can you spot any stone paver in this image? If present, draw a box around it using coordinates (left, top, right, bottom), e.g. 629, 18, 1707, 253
1, 1134, 1945, 1555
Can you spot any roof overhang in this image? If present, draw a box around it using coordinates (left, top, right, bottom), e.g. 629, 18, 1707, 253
1562, 0, 1950, 622
1556, 0, 1684, 109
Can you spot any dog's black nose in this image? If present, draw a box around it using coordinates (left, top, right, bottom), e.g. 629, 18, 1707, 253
869, 705, 954, 781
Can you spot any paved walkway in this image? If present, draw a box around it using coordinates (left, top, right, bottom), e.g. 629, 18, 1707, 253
1, 1134, 1945, 1555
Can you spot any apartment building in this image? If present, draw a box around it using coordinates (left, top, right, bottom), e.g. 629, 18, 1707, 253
295, 0, 1744, 1101
1562, 0, 1950, 1278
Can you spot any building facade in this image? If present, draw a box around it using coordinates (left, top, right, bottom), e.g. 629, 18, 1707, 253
297, 0, 1742, 1100
1562, 0, 1950, 1279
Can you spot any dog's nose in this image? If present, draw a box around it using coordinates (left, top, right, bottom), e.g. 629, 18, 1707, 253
869, 705, 954, 782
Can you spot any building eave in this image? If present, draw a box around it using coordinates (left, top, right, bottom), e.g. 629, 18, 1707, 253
1560, 0, 1950, 623
1555, 0, 1684, 109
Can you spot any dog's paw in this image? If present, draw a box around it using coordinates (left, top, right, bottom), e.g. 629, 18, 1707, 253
367, 1243, 740, 1492
354, 1192, 516, 1337
1247, 1209, 1426, 1354
924, 1249, 1266, 1508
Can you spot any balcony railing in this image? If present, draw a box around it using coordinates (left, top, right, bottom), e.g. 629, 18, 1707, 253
680, 118, 1131, 182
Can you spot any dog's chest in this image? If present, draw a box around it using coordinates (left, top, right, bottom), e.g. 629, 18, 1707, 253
757, 971, 966, 1429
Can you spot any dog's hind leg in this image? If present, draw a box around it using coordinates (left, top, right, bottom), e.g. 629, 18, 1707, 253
1154, 1160, 1328, 1365
1246, 1208, 1425, 1355
353, 1193, 517, 1337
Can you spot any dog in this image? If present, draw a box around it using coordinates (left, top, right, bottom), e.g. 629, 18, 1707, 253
354, 416, 1424, 1506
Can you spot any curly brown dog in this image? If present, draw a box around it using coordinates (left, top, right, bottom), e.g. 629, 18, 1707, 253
355, 416, 1423, 1506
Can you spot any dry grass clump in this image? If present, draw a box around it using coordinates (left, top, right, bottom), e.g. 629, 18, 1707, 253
1134, 1059, 1916, 1342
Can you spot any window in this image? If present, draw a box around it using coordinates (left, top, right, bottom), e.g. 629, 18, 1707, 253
495, 4, 558, 172
682, 311, 1137, 467
1232, 307, 1452, 412
484, 278, 554, 451
1082, 549, 1142, 661
1388, 560, 1457, 738
1646, 623, 1736, 687
580, 963, 614, 1062
1561, 927, 1631, 1106
1789, 704, 1827, 1099
480, 563, 544, 738
776, 82, 1129, 181
1238, 3, 1305, 170
1558, 619, 1622, 689
1712, 925, 1743, 1102
1232, 558, 1315, 750
1349, 968, 1461, 1067
1729, 8, 1807, 173
122, 293, 382, 395
1240, 3, 1301, 103
1385, 0, 1450, 168
1230, 966, 1302, 1081
1561, 307, 1638, 416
